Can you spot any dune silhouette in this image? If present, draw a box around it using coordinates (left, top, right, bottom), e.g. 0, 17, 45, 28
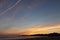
0, 32, 60, 40
19, 33, 60, 40
31, 32, 60, 36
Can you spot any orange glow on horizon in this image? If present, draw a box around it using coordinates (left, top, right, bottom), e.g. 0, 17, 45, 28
2, 24, 60, 35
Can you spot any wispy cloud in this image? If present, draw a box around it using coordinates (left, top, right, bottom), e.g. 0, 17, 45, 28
27, 0, 46, 9
2, 24, 60, 35
0, 0, 22, 16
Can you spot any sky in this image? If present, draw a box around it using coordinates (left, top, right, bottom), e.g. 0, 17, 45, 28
0, 0, 60, 35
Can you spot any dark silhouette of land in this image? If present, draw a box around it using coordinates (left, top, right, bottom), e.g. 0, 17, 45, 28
19, 33, 60, 40
31, 32, 60, 36
0, 33, 60, 40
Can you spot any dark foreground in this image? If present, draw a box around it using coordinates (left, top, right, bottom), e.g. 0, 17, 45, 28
19, 36, 60, 40
0, 33, 60, 40
0, 36, 60, 40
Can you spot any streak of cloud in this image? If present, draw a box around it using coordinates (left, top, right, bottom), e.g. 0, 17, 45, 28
20, 24, 60, 35
27, 0, 46, 9
2, 24, 60, 35
0, 0, 22, 16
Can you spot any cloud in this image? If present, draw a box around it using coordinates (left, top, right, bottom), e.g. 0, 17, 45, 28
27, 0, 46, 9
2, 24, 60, 35
19, 24, 60, 35
0, 0, 22, 16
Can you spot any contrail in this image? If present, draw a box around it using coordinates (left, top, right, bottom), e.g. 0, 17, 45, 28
0, 0, 22, 16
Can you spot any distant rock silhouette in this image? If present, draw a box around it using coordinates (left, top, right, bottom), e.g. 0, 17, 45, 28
31, 32, 60, 36
48, 32, 60, 36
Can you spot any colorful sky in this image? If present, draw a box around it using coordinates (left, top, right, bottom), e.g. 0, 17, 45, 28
0, 0, 60, 35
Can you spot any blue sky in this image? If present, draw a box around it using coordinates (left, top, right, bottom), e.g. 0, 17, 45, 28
0, 0, 60, 34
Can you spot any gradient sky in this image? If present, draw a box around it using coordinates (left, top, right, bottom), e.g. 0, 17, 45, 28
0, 0, 60, 35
